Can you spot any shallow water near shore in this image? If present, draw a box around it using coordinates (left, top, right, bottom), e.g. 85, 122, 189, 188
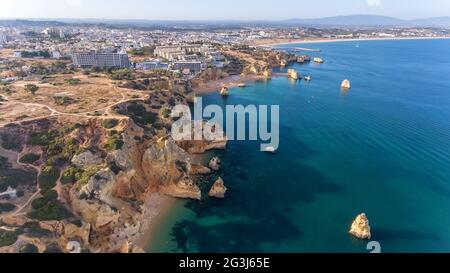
147, 39, 450, 253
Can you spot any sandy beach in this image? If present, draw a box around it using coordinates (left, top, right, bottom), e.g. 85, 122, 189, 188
131, 193, 177, 251
253, 36, 450, 47
193, 74, 263, 95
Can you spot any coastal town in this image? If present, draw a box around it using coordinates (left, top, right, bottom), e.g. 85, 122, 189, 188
0, 19, 449, 253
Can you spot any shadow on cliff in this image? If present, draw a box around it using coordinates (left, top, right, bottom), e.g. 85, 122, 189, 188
168, 125, 344, 253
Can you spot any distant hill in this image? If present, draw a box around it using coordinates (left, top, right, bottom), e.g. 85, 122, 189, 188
282, 15, 407, 27
0, 19, 66, 27
410, 17, 450, 27
1, 15, 450, 28
281, 15, 450, 27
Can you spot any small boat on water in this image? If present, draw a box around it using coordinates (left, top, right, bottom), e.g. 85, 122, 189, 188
314, 57, 324, 64
341, 79, 351, 89
304, 76, 312, 81
238, 83, 246, 88
220, 87, 229, 97
263, 147, 276, 153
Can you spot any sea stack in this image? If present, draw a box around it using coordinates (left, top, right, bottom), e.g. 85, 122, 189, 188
314, 57, 324, 64
208, 177, 228, 198
349, 213, 372, 240
287, 68, 300, 80
341, 79, 351, 89
220, 87, 229, 97
208, 157, 221, 171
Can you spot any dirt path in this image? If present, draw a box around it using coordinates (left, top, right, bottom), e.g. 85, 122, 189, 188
0, 91, 147, 128
0, 148, 42, 218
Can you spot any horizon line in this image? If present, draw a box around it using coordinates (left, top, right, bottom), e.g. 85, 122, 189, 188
1, 14, 449, 23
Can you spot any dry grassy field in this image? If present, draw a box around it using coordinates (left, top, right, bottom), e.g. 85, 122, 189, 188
1, 72, 148, 125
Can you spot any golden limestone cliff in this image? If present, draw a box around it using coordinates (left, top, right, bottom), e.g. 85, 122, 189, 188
0, 95, 227, 253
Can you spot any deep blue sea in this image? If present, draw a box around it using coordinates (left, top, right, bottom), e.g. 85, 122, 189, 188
147, 39, 450, 253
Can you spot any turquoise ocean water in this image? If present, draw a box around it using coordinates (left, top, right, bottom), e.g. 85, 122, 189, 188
147, 39, 450, 253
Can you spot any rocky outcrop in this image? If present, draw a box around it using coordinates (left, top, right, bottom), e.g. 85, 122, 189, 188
71, 193, 120, 230
349, 213, 372, 240
190, 165, 212, 175
142, 138, 201, 200
1, 215, 28, 227
82, 168, 118, 208
2, 97, 224, 252
178, 139, 227, 154
208, 157, 221, 171
177, 121, 227, 154
160, 177, 201, 200
39, 221, 91, 246
208, 177, 227, 199
262, 68, 272, 78
71, 150, 103, 169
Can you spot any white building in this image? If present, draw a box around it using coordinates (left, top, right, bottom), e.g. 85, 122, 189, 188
154, 44, 206, 61
42, 27, 65, 39
52, 51, 62, 59
72, 52, 131, 68
172, 61, 202, 73
0, 34, 7, 44
136, 61, 169, 71
13, 51, 22, 58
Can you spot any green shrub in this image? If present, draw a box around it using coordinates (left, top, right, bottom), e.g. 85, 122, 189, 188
19, 153, 41, 164
53, 96, 74, 106
125, 103, 158, 126
104, 133, 124, 151
64, 78, 81, 85
102, 119, 119, 129
31, 198, 47, 210
109, 68, 135, 81
38, 166, 60, 192
28, 130, 59, 146
19, 244, 39, 253
46, 154, 69, 167
0, 133, 21, 150
44, 244, 63, 253
76, 167, 99, 192
43, 189, 58, 201
22, 221, 50, 237
0, 203, 16, 213
47, 143, 64, 156
0, 230, 19, 247
27, 200, 72, 221
128, 46, 155, 56
32, 189, 58, 210
61, 166, 83, 185
25, 84, 39, 94
161, 108, 171, 118
0, 156, 37, 188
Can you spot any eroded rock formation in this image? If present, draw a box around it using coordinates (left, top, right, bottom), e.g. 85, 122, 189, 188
208, 177, 227, 199
208, 157, 221, 171
349, 213, 372, 240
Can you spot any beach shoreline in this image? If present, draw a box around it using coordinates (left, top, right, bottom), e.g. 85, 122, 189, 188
132, 193, 177, 251
193, 74, 265, 95
254, 36, 450, 47
193, 74, 290, 95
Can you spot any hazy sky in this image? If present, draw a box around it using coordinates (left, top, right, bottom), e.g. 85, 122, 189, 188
0, 0, 449, 20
